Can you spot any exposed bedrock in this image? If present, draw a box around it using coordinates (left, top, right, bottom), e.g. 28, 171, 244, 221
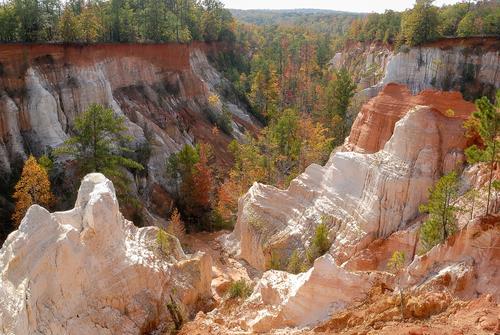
0, 43, 259, 229
229, 84, 475, 272
0, 173, 212, 335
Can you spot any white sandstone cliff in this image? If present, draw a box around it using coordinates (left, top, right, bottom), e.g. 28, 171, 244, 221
0, 173, 212, 335
331, 38, 500, 100
229, 104, 469, 271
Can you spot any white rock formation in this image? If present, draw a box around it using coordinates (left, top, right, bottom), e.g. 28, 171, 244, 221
25, 68, 68, 148
0, 44, 260, 220
0, 173, 212, 335
230, 105, 469, 271
363, 42, 500, 98
247, 254, 388, 332
403, 215, 500, 300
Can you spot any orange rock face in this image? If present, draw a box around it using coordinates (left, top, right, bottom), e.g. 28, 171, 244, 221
347, 83, 477, 153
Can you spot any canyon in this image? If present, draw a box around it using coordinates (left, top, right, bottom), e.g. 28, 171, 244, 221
331, 37, 500, 100
0, 42, 260, 236
0, 37, 499, 334
229, 83, 477, 271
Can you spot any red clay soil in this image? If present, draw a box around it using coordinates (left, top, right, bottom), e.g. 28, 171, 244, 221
0, 42, 224, 69
347, 83, 477, 153
0, 42, 224, 94
313, 288, 500, 335
421, 36, 500, 51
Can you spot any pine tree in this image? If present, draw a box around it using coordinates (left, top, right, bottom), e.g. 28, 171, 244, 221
56, 104, 143, 192
387, 251, 405, 273
12, 155, 54, 226
325, 68, 356, 144
465, 91, 500, 215
419, 172, 460, 253
0, 3, 18, 41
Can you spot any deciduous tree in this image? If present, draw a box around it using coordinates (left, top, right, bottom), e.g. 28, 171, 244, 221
400, 0, 440, 46
167, 208, 185, 240
12, 156, 54, 226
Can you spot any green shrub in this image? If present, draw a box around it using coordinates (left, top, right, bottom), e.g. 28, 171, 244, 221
287, 250, 303, 274
157, 228, 173, 257
269, 250, 282, 270
306, 222, 332, 265
228, 279, 252, 299
387, 251, 406, 274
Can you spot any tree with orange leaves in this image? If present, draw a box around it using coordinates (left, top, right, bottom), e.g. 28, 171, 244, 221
167, 208, 185, 241
191, 144, 213, 211
12, 155, 54, 226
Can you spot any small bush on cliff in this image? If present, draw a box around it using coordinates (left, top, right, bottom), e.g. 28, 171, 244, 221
228, 279, 252, 299
419, 171, 460, 253
167, 208, 185, 241
269, 250, 282, 270
387, 251, 406, 320
166, 293, 184, 331
12, 155, 54, 226
305, 221, 332, 266
387, 251, 406, 273
157, 228, 173, 257
287, 250, 304, 274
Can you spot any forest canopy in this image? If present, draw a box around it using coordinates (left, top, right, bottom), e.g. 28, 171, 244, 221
0, 0, 234, 42
347, 0, 500, 45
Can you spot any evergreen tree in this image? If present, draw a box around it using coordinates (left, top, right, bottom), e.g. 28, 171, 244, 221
14, 0, 41, 41
0, 3, 18, 41
286, 250, 303, 274
325, 68, 356, 143
118, 0, 136, 42
419, 172, 460, 253
387, 251, 405, 273
306, 221, 332, 265
12, 156, 54, 226
166, 143, 215, 230
465, 91, 500, 215
56, 104, 143, 190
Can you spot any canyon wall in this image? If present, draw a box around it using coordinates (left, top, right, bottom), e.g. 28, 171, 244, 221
0, 173, 212, 334
331, 37, 500, 101
0, 43, 259, 232
228, 84, 476, 271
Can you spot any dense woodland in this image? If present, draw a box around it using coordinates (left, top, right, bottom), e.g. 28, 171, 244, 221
0, 0, 234, 42
2, 0, 500, 240
346, 0, 500, 46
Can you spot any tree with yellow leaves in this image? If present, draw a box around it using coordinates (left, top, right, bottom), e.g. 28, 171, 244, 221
12, 155, 54, 226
